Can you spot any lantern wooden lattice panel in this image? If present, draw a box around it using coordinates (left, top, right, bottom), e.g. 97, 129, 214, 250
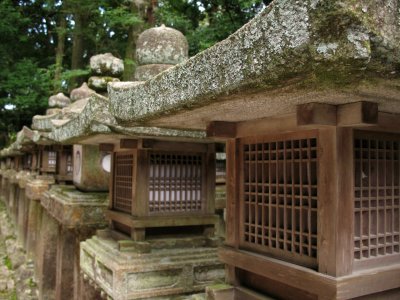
241, 135, 318, 265
149, 152, 203, 214
354, 132, 400, 260
113, 152, 135, 213
66, 153, 73, 174
48, 151, 57, 172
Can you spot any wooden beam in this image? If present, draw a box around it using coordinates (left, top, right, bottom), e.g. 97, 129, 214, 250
141, 139, 209, 152
337, 101, 378, 127
219, 246, 337, 299
206, 121, 237, 138
297, 103, 337, 126
236, 114, 298, 138
99, 143, 114, 152
336, 265, 400, 299
119, 139, 138, 149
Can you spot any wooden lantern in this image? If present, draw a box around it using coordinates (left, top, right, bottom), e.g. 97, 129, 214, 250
208, 104, 400, 299
40, 146, 57, 174
106, 139, 218, 241
55, 145, 73, 182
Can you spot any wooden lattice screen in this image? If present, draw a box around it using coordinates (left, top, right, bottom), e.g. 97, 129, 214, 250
241, 134, 318, 267
24, 154, 32, 170
66, 153, 73, 174
48, 151, 57, 172
354, 132, 400, 261
113, 152, 135, 213
148, 152, 203, 214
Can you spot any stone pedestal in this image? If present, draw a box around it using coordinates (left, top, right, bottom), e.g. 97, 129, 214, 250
81, 229, 225, 300
25, 176, 54, 258
39, 185, 108, 300
16, 171, 34, 248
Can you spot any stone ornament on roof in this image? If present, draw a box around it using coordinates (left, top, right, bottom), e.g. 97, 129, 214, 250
89, 53, 123, 93
136, 24, 189, 65
134, 25, 189, 81
90, 53, 124, 77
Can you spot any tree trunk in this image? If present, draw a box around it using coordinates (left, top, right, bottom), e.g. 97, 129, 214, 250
54, 14, 66, 93
70, 13, 87, 90
123, 1, 152, 81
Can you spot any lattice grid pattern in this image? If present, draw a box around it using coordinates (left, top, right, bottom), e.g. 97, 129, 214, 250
354, 133, 400, 260
66, 154, 73, 174
149, 153, 203, 214
48, 151, 57, 172
242, 137, 318, 260
113, 153, 134, 213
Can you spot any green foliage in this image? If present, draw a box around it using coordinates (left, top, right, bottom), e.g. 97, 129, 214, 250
156, 0, 272, 55
0, 59, 51, 135
4, 255, 13, 270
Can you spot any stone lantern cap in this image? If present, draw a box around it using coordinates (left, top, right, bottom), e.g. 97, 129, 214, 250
70, 82, 95, 102
136, 24, 189, 65
48, 93, 71, 108
90, 53, 124, 77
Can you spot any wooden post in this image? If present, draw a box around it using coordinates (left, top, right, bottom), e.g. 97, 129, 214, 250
225, 138, 241, 285
317, 127, 354, 276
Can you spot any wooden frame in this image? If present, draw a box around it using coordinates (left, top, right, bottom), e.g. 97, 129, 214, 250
108, 139, 217, 240
55, 145, 73, 182
352, 130, 400, 271
238, 130, 319, 269
218, 110, 400, 299
40, 146, 57, 174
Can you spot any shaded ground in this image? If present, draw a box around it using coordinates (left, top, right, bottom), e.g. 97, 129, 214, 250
0, 201, 38, 300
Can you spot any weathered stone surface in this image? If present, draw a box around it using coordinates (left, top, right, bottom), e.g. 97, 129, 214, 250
61, 98, 89, 119
73, 145, 109, 192
88, 76, 120, 91
48, 93, 71, 108
25, 177, 54, 201
135, 64, 174, 81
32, 114, 60, 132
80, 230, 224, 300
46, 108, 61, 116
136, 25, 189, 65
108, 0, 400, 129
40, 185, 108, 227
70, 83, 95, 102
90, 53, 124, 77
48, 92, 207, 144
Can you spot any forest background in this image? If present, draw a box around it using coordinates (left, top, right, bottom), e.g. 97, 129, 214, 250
0, 0, 271, 147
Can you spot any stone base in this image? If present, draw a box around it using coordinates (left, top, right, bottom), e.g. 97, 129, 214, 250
80, 229, 225, 300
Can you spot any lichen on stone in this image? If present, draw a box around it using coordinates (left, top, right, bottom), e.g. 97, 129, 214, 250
107, 0, 400, 125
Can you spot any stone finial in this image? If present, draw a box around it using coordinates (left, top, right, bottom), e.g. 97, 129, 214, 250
136, 25, 189, 66
90, 53, 124, 77
134, 64, 173, 81
48, 93, 71, 108
70, 83, 95, 102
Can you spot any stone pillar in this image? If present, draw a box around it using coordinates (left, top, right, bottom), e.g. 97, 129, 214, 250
9, 182, 17, 222
25, 177, 54, 258
26, 199, 42, 258
55, 227, 75, 300
16, 187, 27, 246
37, 210, 59, 300
39, 185, 108, 300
